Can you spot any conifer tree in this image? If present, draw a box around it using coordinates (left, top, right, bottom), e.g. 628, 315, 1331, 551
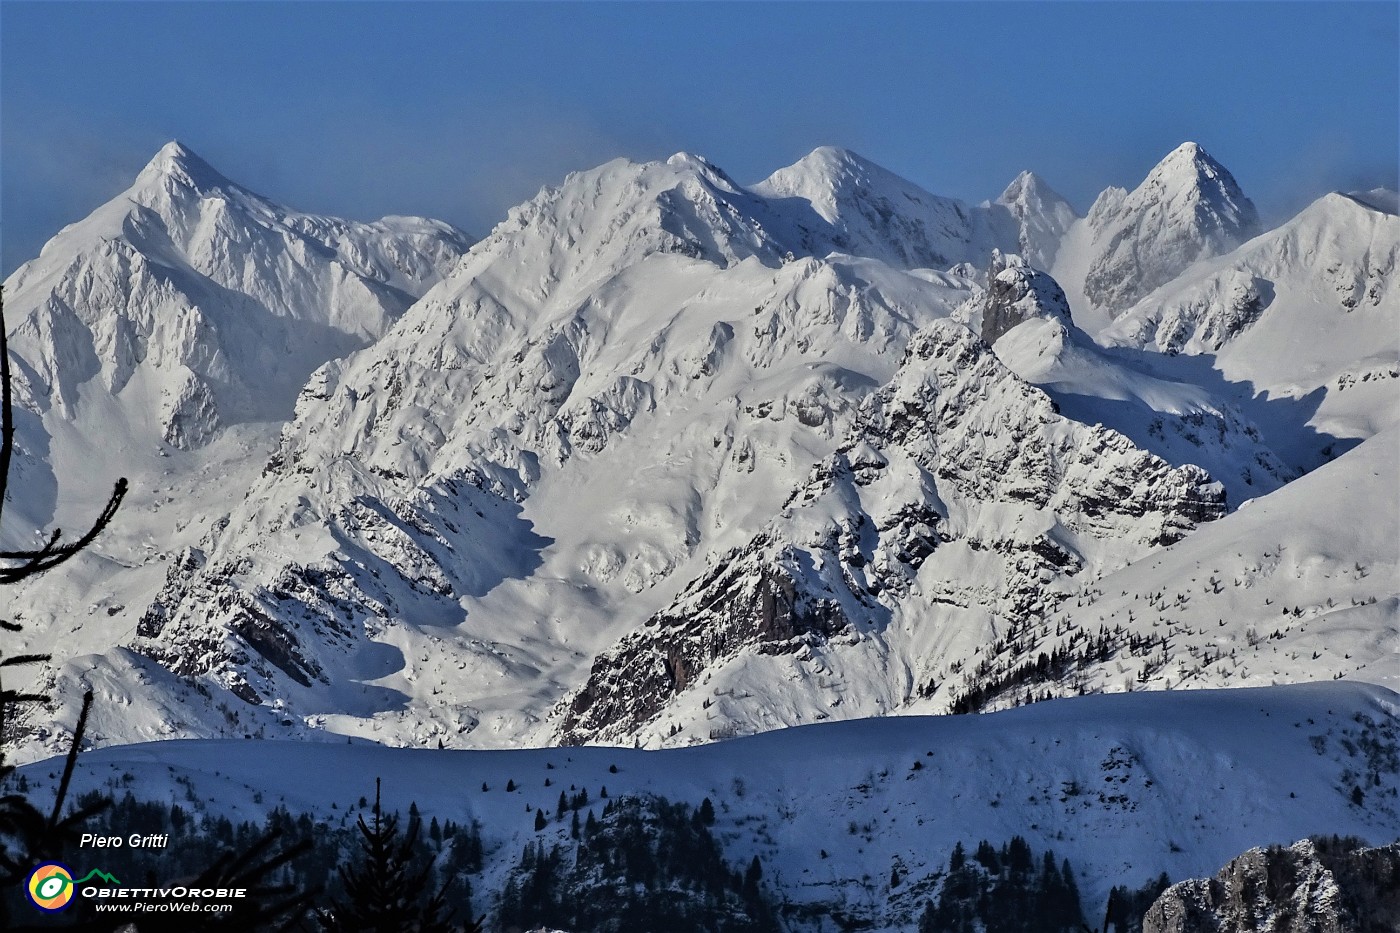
2, 291, 321, 932
320, 778, 464, 933
0, 290, 127, 928
697, 796, 715, 826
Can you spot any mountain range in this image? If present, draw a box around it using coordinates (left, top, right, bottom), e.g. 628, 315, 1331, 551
1, 139, 1395, 767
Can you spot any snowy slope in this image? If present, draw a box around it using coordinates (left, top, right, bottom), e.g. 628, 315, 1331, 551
920, 428, 1399, 716
8, 146, 1009, 758
16, 683, 1400, 931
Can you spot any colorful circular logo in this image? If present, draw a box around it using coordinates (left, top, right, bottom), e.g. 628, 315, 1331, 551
26, 862, 76, 912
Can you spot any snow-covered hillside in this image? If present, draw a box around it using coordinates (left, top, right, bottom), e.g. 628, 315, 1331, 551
912, 428, 1399, 717
15, 683, 1400, 931
2, 139, 1395, 767
1103, 189, 1400, 457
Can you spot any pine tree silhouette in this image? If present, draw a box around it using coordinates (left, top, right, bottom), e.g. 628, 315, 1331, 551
0, 292, 127, 586
2, 290, 317, 931
0, 289, 126, 928
321, 778, 475, 933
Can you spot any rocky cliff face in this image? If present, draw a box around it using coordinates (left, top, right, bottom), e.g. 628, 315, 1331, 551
978, 250, 1073, 344
557, 319, 1226, 744
1143, 837, 1400, 933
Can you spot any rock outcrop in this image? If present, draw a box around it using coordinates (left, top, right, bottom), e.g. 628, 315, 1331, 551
1143, 837, 1400, 933
979, 250, 1073, 344
557, 319, 1226, 743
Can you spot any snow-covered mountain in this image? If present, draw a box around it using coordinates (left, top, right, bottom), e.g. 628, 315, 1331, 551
4, 141, 470, 455
1055, 142, 1260, 324
2, 139, 1395, 769
991, 171, 1079, 270
15, 682, 1400, 931
1102, 189, 1400, 452
0, 141, 472, 749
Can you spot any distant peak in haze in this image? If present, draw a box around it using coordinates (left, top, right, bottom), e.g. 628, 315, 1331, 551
998, 171, 1072, 211
1343, 188, 1399, 216
752, 146, 953, 229
762, 146, 907, 191
994, 170, 1078, 268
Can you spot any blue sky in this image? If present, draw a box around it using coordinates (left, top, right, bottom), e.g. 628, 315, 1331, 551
2, 1, 1396, 275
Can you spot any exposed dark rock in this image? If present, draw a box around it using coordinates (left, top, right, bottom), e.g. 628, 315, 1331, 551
558, 536, 850, 744
979, 250, 1072, 345
1143, 836, 1400, 933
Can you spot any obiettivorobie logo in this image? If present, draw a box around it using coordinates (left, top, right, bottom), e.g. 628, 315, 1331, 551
26, 861, 249, 915
25, 863, 122, 912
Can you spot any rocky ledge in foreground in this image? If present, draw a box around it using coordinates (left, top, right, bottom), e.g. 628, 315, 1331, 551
1143, 835, 1400, 933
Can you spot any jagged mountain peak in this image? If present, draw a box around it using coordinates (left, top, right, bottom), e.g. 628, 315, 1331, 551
467, 152, 797, 308
997, 170, 1068, 208
994, 171, 1079, 268
1132, 141, 1257, 221
978, 250, 1072, 344
132, 139, 235, 197
1080, 141, 1261, 314
2, 139, 472, 450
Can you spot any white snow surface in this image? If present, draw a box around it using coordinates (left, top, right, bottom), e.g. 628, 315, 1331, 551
15, 682, 1400, 931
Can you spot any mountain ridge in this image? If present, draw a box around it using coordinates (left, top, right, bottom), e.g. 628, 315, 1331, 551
1, 139, 1394, 764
